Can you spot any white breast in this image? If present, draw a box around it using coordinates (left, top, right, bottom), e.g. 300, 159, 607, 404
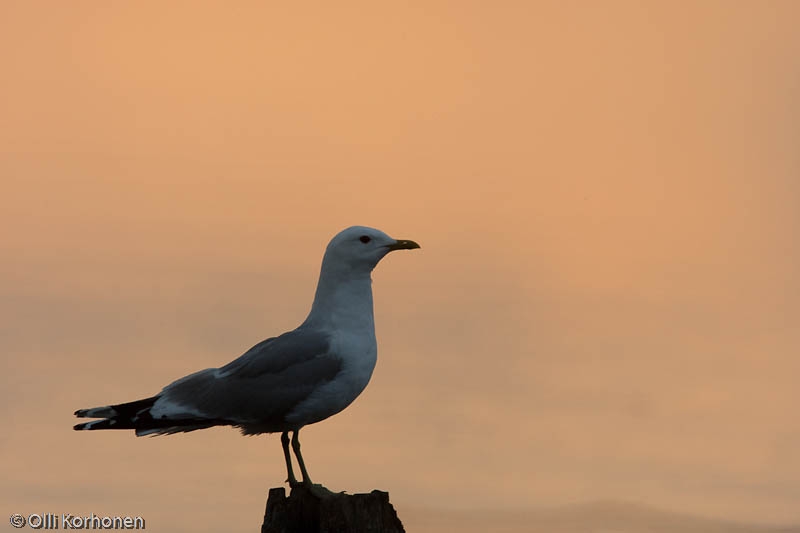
285, 329, 377, 426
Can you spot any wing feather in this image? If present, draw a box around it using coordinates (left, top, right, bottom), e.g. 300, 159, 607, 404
152, 327, 341, 431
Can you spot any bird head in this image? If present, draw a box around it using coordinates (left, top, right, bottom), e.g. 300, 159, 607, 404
322, 226, 420, 275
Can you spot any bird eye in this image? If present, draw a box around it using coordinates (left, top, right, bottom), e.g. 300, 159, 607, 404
359, 235, 371, 244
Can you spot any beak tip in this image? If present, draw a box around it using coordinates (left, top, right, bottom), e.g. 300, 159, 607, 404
388, 239, 421, 251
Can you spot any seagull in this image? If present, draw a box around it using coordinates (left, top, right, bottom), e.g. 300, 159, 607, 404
74, 226, 420, 492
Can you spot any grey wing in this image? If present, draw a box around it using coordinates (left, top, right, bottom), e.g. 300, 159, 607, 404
216, 327, 331, 379
157, 326, 341, 430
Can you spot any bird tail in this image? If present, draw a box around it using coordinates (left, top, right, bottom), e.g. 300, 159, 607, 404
74, 396, 223, 436
74, 396, 160, 432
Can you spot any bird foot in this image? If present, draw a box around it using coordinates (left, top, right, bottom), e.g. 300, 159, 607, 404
289, 480, 341, 499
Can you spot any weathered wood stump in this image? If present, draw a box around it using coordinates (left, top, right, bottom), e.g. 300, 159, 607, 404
261, 485, 405, 533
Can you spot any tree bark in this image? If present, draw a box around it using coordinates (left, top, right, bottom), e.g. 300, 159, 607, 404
261, 485, 405, 533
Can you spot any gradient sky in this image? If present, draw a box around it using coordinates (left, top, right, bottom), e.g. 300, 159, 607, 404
1, 2, 799, 531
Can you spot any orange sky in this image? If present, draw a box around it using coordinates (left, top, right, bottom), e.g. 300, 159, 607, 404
1, 1, 799, 531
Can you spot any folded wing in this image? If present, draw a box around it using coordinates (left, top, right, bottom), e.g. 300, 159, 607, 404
74, 326, 341, 436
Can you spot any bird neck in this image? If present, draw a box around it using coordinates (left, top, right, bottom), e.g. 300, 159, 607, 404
304, 270, 375, 332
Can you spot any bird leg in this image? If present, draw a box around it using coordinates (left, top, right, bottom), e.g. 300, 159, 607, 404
289, 429, 338, 498
290, 429, 313, 485
281, 431, 298, 486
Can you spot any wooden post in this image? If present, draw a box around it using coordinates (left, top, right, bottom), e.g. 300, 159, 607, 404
261, 485, 405, 533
